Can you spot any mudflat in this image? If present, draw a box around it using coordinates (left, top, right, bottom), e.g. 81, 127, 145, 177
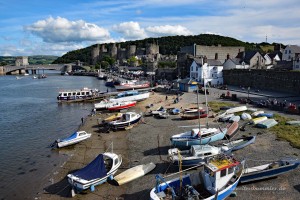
39, 90, 300, 200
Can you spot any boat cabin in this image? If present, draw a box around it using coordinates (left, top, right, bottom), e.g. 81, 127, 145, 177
190, 145, 220, 158
57, 88, 96, 101
203, 155, 242, 194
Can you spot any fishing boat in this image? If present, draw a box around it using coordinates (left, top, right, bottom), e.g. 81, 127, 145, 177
57, 87, 99, 102
110, 90, 150, 102
109, 112, 142, 130
108, 162, 156, 186
256, 119, 278, 129
251, 116, 268, 125
240, 158, 300, 184
241, 112, 252, 120
67, 152, 122, 193
225, 121, 239, 139
53, 131, 92, 148
94, 99, 115, 110
170, 127, 227, 149
114, 80, 150, 91
150, 154, 244, 200
169, 136, 255, 167
107, 101, 137, 111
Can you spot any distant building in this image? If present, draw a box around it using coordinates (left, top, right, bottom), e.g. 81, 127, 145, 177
236, 51, 265, 69
293, 55, 300, 70
282, 45, 300, 61
15, 56, 29, 66
223, 58, 249, 69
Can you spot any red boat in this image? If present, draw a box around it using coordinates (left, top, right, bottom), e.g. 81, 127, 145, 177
114, 80, 150, 91
107, 101, 137, 111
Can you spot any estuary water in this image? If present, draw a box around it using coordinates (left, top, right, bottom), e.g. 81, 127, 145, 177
0, 72, 112, 199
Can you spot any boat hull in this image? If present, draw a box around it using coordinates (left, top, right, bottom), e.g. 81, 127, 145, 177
110, 115, 141, 130
108, 102, 136, 111
114, 84, 150, 91
111, 92, 150, 102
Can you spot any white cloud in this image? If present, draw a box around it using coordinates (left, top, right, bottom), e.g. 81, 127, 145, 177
146, 25, 193, 36
112, 21, 147, 40
24, 16, 110, 43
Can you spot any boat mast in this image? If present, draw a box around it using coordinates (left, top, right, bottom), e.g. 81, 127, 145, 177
197, 83, 202, 144
204, 72, 209, 128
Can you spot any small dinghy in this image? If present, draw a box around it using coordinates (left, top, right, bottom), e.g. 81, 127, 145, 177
54, 131, 91, 148
257, 112, 274, 118
67, 152, 122, 193
218, 113, 234, 122
251, 110, 264, 117
256, 119, 278, 129
158, 112, 169, 119
286, 121, 300, 126
108, 162, 156, 186
222, 136, 256, 152
240, 158, 300, 184
151, 106, 165, 115
225, 105, 247, 114
241, 112, 252, 120
251, 116, 268, 125
225, 121, 239, 139
171, 108, 181, 115
229, 115, 240, 122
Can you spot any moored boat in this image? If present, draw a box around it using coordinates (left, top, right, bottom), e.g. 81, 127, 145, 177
57, 87, 99, 102
286, 120, 300, 126
240, 158, 300, 184
150, 154, 244, 200
105, 78, 115, 87
67, 152, 122, 193
110, 90, 150, 102
257, 112, 274, 118
251, 116, 268, 125
54, 131, 92, 148
107, 101, 137, 111
256, 119, 278, 129
94, 99, 115, 110
109, 112, 142, 130
228, 115, 240, 122
222, 136, 256, 152
114, 80, 150, 91
225, 121, 239, 139
241, 112, 252, 120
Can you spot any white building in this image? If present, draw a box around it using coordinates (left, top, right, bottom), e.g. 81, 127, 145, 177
190, 57, 223, 86
223, 58, 249, 69
282, 45, 300, 61
293, 55, 300, 70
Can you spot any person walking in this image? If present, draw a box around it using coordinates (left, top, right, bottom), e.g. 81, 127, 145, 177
81, 117, 84, 124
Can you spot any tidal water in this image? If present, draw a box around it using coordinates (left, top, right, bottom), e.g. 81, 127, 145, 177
0, 72, 112, 199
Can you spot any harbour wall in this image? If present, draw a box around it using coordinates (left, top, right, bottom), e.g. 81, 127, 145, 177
223, 69, 300, 94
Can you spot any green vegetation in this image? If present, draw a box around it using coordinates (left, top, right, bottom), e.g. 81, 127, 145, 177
208, 101, 237, 112
271, 114, 300, 149
53, 34, 281, 64
158, 61, 176, 68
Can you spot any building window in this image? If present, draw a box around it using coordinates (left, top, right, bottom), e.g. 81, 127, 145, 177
285, 50, 287, 54
289, 50, 291, 53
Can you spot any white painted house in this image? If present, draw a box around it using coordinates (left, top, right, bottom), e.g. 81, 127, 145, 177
190, 57, 223, 86
293, 55, 300, 70
282, 45, 300, 61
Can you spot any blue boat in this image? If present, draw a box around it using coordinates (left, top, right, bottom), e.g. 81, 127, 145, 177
257, 112, 274, 118
172, 108, 181, 115
67, 152, 122, 193
240, 158, 300, 184
170, 127, 227, 149
150, 154, 245, 200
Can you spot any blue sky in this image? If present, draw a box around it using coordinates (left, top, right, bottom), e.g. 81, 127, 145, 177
1, 0, 300, 56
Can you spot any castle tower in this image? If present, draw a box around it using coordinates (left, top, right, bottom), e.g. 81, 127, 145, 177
127, 45, 136, 58
91, 44, 100, 65
146, 43, 159, 55
110, 43, 117, 59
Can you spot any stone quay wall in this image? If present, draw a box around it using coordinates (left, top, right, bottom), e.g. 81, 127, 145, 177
223, 69, 300, 94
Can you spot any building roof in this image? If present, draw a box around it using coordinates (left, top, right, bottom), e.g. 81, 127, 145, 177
236, 51, 263, 64
207, 59, 223, 66
286, 45, 300, 53
227, 58, 242, 65
193, 58, 203, 66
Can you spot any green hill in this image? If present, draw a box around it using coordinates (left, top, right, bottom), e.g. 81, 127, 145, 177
53, 34, 283, 64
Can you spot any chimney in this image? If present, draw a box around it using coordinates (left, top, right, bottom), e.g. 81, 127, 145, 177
227, 53, 230, 60
215, 53, 218, 60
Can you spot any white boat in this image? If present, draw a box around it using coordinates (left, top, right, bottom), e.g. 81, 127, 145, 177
114, 80, 150, 91
150, 154, 245, 200
94, 100, 115, 110
55, 131, 92, 148
241, 112, 252, 120
251, 110, 264, 117
67, 152, 122, 193
229, 115, 240, 122
218, 113, 234, 122
109, 112, 142, 130
226, 106, 247, 114
110, 90, 150, 102
57, 87, 99, 102
32, 75, 37, 79
150, 106, 165, 115
158, 112, 169, 119
108, 162, 156, 186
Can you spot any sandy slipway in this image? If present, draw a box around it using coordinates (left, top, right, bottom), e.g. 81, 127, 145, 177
39, 90, 300, 200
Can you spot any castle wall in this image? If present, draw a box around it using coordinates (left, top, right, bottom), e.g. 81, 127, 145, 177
91, 45, 100, 65
146, 44, 159, 55
127, 45, 136, 58
223, 69, 300, 94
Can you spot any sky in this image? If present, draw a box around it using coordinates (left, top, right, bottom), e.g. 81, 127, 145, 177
1, 0, 300, 56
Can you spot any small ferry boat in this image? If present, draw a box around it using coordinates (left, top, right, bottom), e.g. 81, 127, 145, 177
57, 87, 99, 102
110, 90, 150, 102
114, 80, 150, 91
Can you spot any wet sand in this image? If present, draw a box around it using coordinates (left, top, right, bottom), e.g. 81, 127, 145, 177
39, 89, 300, 200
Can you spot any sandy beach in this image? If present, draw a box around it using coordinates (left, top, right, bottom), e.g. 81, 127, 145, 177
39, 88, 300, 200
